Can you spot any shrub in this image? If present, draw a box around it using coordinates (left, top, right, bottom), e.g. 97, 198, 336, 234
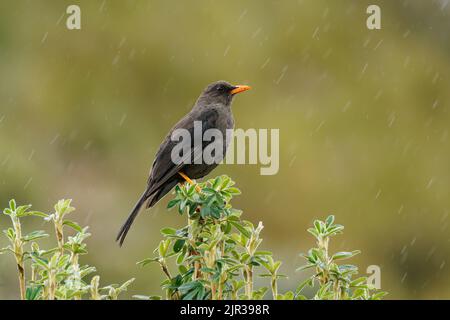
0, 199, 134, 300
135, 175, 387, 300
1, 175, 386, 300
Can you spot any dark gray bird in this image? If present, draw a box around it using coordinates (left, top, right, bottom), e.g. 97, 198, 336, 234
116, 81, 251, 246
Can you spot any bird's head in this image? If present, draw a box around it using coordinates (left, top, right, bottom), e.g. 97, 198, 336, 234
197, 81, 251, 107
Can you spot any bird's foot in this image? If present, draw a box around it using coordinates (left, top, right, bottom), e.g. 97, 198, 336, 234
178, 172, 202, 192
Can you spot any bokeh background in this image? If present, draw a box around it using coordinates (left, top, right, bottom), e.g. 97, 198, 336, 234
1, 0, 449, 299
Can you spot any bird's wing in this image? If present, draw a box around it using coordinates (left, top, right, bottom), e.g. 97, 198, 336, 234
145, 108, 220, 195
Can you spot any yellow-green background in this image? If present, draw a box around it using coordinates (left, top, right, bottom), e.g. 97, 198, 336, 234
1, 0, 449, 299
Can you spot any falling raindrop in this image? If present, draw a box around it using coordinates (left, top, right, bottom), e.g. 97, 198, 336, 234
275, 65, 288, 85
401, 272, 408, 283
41, 32, 49, 44
28, 149, 35, 161
260, 58, 270, 69
223, 45, 231, 57
119, 113, 127, 126
50, 134, 60, 145
24, 177, 33, 190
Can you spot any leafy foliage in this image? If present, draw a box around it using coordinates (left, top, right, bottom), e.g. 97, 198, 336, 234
296, 215, 388, 300
1, 199, 134, 300
1, 175, 387, 300
137, 175, 272, 300
136, 175, 387, 300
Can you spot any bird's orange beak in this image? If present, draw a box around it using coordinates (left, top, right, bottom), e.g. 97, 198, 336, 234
231, 85, 251, 95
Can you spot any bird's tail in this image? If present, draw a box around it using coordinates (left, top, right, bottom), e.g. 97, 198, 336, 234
116, 191, 148, 246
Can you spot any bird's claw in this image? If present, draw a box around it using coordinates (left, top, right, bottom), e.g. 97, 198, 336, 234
178, 172, 202, 193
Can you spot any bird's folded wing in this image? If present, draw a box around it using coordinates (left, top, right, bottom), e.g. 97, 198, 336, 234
145, 143, 203, 195
145, 108, 220, 195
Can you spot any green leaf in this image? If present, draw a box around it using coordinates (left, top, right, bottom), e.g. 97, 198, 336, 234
370, 291, 388, 300
200, 206, 211, 218
27, 211, 49, 218
324, 224, 344, 236
55, 199, 74, 214
173, 239, 185, 253
118, 278, 135, 292
160, 228, 177, 236
227, 187, 241, 195
158, 239, 171, 257
178, 265, 188, 274
220, 176, 231, 189
210, 207, 221, 219
9, 199, 16, 211
179, 199, 187, 213
202, 187, 216, 194
15, 205, 32, 217
167, 199, 180, 209
31, 256, 49, 270
350, 277, 367, 287
325, 215, 335, 227
332, 250, 361, 261
136, 257, 159, 266
22, 230, 48, 242
187, 184, 196, 196
63, 220, 83, 232
229, 221, 251, 238
179, 280, 200, 292
352, 288, 365, 299
25, 285, 42, 300
314, 220, 323, 234
212, 177, 222, 190
4, 228, 15, 241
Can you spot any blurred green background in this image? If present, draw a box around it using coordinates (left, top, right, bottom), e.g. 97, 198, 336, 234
1, 0, 449, 299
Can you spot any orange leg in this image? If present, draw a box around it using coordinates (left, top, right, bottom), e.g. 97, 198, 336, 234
178, 172, 202, 192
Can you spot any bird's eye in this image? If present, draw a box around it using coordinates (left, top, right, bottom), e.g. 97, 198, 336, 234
216, 85, 224, 92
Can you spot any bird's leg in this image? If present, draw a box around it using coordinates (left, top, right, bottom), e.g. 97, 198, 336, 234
178, 172, 202, 192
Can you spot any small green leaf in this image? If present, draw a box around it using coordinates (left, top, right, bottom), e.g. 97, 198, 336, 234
31, 256, 49, 269
25, 285, 42, 300
160, 228, 177, 236
314, 220, 323, 234
370, 291, 388, 300
229, 221, 251, 238
4, 228, 15, 241
136, 257, 159, 266
173, 239, 185, 253
22, 230, 48, 242
325, 215, 335, 227
332, 250, 361, 261
63, 220, 83, 232
9, 199, 17, 211
28, 211, 49, 218
167, 199, 180, 209
226, 187, 241, 195
212, 177, 222, 190
200, 206, 211, 218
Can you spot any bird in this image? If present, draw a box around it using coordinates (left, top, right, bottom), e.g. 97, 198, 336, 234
116, 81, 251, 246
